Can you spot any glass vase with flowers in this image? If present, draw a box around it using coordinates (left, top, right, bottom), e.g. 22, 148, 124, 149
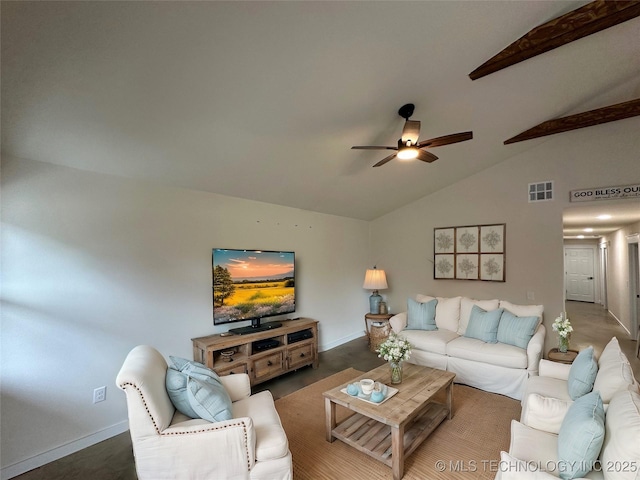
552, 312, 573, 353
376, 333, 412, 384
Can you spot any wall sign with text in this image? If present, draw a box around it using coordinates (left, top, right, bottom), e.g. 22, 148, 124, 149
570, 184, 640, 202
434, 224, 505, 282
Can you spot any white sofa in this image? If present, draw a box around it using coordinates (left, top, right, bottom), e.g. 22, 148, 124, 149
116, 345, 292, 480
389, 295, 545, 400
497, 337, 640, 480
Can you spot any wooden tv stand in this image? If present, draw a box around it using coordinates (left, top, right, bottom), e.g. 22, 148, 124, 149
192, 318, 319, 386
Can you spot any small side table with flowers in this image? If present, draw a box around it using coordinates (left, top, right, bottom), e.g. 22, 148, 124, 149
376, 333, 412, 384
552, 312, 573, 353
547, 348, 579, 364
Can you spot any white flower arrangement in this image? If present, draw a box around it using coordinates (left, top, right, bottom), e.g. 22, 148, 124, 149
552, 313, 573, 338
377, 333, 412, 364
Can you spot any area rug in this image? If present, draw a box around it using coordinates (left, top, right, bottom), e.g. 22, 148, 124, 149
275, 368, 521, 479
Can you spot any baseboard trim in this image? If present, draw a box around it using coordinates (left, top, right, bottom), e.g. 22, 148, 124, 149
319, 331, 365, 352
1, 421, 129, 480
608, 310, 631, 336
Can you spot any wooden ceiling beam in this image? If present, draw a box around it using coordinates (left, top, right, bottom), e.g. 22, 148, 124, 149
469, 1, 640, 81
504, 98, 640, 144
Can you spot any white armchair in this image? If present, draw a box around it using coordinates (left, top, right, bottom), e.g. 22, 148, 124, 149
521, 337, 639, 434
500, 338, 640, 480
116, 345, 292, 480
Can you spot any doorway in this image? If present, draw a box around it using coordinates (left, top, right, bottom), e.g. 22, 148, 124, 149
599, 241, 608, 309
564, 245, 597, 303
628, 235, 639, 348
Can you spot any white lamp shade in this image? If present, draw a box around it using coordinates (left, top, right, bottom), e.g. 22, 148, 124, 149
363, 268, 388, 290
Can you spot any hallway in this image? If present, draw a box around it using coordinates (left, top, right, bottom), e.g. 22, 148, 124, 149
565, 300, 639, 374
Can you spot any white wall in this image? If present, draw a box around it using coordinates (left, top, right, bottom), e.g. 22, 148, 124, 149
370, 119, 640, 353
603, 220, 640, 333
0, 156, 370, 476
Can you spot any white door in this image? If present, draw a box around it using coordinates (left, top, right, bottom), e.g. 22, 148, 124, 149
628, 239, 639, 343
565, 247, 596, 302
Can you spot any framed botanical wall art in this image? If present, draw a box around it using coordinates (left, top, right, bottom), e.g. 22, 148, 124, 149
434, 228, 455, 254
480, 224, 504, 253
434, 254, 455, 279
456, 254, 478, 280
434, 224, 505, 282
456, 226, 479, 253
480, 254, 504, 281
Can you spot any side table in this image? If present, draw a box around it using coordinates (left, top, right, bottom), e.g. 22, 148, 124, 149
547, 348, 579, 364
364, 313, 393, 352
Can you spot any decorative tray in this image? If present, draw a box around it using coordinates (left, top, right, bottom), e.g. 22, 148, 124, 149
340, 384, 399, 406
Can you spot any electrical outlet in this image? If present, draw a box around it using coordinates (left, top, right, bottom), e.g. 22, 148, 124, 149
93, 386, 106, 404
527, 291, 535, 301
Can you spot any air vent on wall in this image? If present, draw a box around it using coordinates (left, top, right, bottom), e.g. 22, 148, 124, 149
528, 181, 553, 203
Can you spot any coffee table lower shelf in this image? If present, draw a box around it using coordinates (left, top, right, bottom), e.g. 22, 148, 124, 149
330, 402, 449, 467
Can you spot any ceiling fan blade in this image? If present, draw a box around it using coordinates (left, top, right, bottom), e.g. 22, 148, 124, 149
416, 150, 438, 163
351, 146, 397, 150
417, 131, 473, 149
372, 153, 397, 168
401, 120, 421, 145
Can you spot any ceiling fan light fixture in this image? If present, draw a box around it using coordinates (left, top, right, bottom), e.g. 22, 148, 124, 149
397, 147, 419, 160
351, 103, 473, 167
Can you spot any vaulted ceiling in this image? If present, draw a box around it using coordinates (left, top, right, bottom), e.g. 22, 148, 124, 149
2, 1, 640, 230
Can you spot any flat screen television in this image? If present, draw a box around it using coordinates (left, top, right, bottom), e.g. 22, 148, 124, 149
212, 248, 295, 333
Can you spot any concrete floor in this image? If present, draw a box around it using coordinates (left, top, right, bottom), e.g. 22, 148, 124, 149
565, 300, 640, 373
12, 301, 639, 480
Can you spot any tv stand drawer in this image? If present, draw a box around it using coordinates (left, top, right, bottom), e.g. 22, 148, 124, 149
288, 342, 314, 370
253, 351, 284, 381
216, 362, 249, 376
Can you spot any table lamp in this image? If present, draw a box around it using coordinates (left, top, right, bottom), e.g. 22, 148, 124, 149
363, 266, 388, 314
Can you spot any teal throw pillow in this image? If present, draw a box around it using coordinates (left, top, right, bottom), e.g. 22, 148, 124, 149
496, 310, 539, 349
170, 356, 217, 380
186, 376, 234, 423
567, 347, 598, 400
464, 305, 503, 343
165, 357, 233, 422
166, 368, 200, 419
406, 298, 437, 331
557, 391, 605, 480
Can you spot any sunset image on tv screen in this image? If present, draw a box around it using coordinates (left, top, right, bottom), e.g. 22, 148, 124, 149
213, 249, 295, 323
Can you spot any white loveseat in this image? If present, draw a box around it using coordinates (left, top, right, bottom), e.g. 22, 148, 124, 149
497, 337, 640, 480
116, 345, 292, 480
389, 295, 545, 400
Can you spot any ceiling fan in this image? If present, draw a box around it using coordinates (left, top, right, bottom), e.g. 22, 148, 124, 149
352, 104, 473, 167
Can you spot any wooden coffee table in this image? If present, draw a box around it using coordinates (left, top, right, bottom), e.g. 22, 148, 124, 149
323, 363, 455, 480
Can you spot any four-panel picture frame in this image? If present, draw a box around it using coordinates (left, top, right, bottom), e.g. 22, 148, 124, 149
434, 224, 505, 282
